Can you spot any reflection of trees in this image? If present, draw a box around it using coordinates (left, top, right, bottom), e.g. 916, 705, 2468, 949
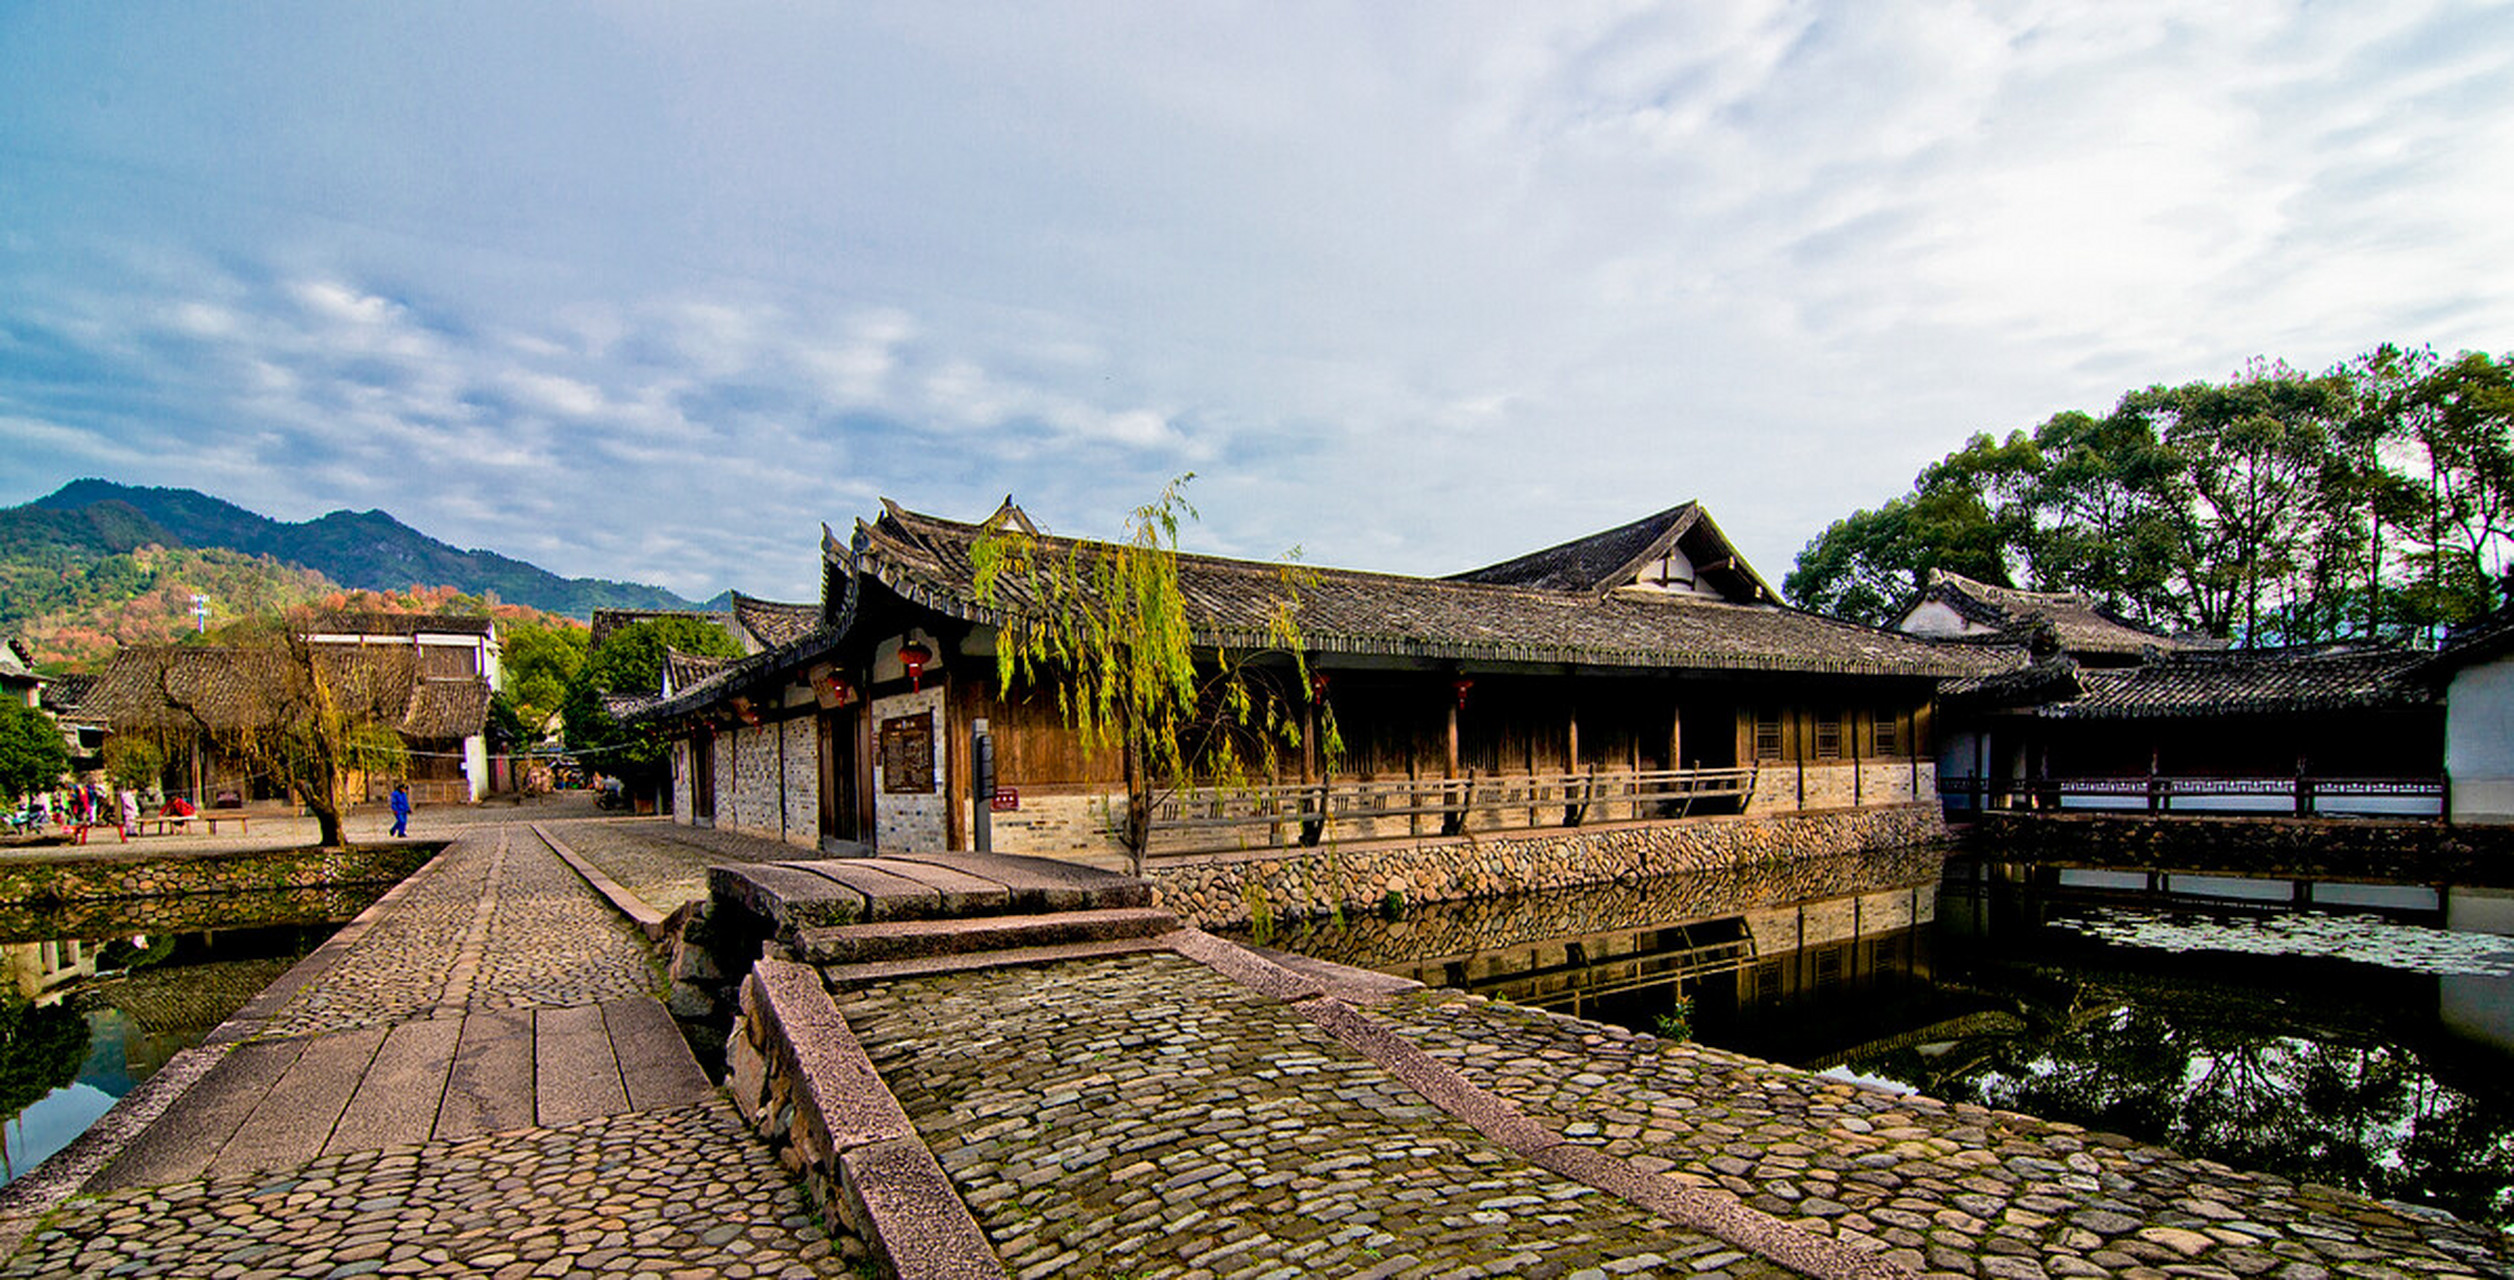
0, 990, 91, 1126
1854, 969, 2514, 1229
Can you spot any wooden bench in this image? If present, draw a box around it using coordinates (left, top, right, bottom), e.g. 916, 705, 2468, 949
112, 814, 246, 841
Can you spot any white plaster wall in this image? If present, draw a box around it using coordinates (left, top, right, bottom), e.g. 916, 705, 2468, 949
2449, 660, 2514, 824
462, 734, 487, 803
671, 740, 694, 824
1896, 600, 1992, 637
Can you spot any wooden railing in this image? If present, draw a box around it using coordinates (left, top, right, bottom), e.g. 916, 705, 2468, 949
1940, 774, 2445, 818
1151, 766, 1759, 851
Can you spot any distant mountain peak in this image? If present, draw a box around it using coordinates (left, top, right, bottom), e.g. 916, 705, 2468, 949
21, 480, 702, 619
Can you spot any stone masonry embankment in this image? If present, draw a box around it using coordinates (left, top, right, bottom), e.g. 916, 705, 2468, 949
0, 843, 436, 905
1151, 803, 1946, 929
1967, 812, 2514, 887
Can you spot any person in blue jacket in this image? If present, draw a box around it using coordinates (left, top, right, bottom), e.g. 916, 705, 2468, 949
389, 782, 411, 838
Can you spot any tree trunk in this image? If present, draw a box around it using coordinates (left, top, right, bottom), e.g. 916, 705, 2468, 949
1122, 736, 1150, 877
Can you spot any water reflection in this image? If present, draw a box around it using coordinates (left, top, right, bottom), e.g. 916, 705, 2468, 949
0, 886, 380, 1186
1250, 851, 2514, 1229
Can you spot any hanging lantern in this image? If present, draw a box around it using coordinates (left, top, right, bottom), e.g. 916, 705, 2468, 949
1309, 671, 1332, 701
1451, 676, 1474, 709
897, 640, 933, 691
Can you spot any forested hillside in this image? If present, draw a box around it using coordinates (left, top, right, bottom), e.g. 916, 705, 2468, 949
1786, 345, 2514, 647
23, 481, 695, 617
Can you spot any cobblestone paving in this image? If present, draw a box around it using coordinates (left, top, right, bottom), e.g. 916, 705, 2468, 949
1376, 992, 2513, 1280
835, 952, 1800, 1280
469, 835, 660, 1009
541, 819, 799, 913
1, 1100, 854, 1280
253, 831, 656, 1040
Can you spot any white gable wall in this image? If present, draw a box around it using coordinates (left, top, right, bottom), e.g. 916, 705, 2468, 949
1896, 600, 1996, 637
2447, 657, 2514, 823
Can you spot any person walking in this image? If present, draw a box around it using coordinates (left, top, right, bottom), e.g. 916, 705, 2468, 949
389, 782, 411, 838
119, 787, 139, 838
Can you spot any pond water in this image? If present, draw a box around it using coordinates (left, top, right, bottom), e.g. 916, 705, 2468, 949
0, 888, 381, 1187
1239, 848, 2514, 1230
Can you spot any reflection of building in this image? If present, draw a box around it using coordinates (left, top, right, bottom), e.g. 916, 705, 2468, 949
2441, 887, 2514, 1055
2, 938, 100, 1002
630, 500, 2001, 862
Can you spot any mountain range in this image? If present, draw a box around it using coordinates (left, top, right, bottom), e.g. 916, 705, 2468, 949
15, 480, 702, 618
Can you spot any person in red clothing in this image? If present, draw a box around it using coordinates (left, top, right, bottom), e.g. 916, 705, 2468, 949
162, 795, 197, 819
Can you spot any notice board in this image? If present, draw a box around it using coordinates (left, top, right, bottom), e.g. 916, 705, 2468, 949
880, 712, 936, 794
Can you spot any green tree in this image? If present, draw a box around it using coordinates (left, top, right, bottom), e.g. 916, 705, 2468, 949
561, 616, 740, 782
496, 619, 590, 741
1785, 432, 2035, 624
970, 477, 1330, 873
0, 700, 68, 802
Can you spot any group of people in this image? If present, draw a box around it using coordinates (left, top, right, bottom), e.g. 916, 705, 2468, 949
9, 781, 141, 836
6, 781, 415, 838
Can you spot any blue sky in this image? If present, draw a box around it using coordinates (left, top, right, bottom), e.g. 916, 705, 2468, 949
4, 3, 2512, 602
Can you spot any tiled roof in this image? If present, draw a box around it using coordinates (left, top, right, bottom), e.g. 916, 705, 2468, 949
88, 645, 489, 738
729, 593, 822, 649
41, 672, 98, 719
403, 680, 492, 740
1898, 570, 2206, 659
2426, 604, 2514, 677
849, 502, 2013, 679
302, 611, 494, 638
663, 648, 734, 695
1444, 502, 1779, 602
2028, 644, 2434, 719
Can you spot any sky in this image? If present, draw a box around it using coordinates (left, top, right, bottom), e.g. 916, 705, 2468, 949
4, 2, 2513, 604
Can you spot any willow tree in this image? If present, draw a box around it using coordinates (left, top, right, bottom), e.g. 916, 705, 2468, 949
970, 477, 1332, 873
155, 631, 409, 848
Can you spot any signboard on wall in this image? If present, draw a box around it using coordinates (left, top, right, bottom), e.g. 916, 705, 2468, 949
990, 788, 1019, 811
880, 712, 936, 794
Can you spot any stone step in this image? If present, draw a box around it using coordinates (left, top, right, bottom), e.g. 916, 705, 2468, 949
712, 850, 1154, 938
792, 906, 1181, 966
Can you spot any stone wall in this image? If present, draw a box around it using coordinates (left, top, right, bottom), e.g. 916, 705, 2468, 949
1149, 802, 1946, 929
707, 719, 822, 851
1967, 811, 2514, 888
0, 844, 435, 907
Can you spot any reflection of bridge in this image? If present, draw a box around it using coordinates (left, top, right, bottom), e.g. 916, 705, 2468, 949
1944, 861, 2445, 921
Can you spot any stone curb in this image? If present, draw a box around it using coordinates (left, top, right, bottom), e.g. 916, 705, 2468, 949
533, 822, 670, 939
735, 958, 1005, 1280
1164, 926, 1916, 1280
0, 835, 472, 1251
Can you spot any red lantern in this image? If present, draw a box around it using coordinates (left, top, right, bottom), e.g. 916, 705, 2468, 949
1452, 676, 1474, 709
1310, 671, 1332, 701
898, 640, 933, 692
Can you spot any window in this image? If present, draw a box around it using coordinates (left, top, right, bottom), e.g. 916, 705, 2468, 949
1815, 711, 1842, 760
1753, 711, 1784, 761
1875, 710, 1901, 757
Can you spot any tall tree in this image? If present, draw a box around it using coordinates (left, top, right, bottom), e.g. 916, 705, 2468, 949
970, 477, 1329, 873
495, 619, 590, 741
561, 616, 741, 783
1784, 432, 2034, 625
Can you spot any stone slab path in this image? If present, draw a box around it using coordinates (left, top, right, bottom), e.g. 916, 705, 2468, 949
2, 821, 855, 1279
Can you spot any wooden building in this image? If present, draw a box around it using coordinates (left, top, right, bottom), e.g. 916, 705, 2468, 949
630, 500, 2002, 864
88, 614, 500, 806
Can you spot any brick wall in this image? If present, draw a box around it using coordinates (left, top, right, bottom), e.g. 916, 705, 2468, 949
871, 688, 947, 852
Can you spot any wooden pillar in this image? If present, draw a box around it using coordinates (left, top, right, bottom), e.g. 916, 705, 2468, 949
1446, 700, 1460, 780
1852, 709, 1864, 807
1669, 704, 1684, 772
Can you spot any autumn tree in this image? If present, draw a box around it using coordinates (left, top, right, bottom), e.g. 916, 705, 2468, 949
970, 477, 1332, 873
